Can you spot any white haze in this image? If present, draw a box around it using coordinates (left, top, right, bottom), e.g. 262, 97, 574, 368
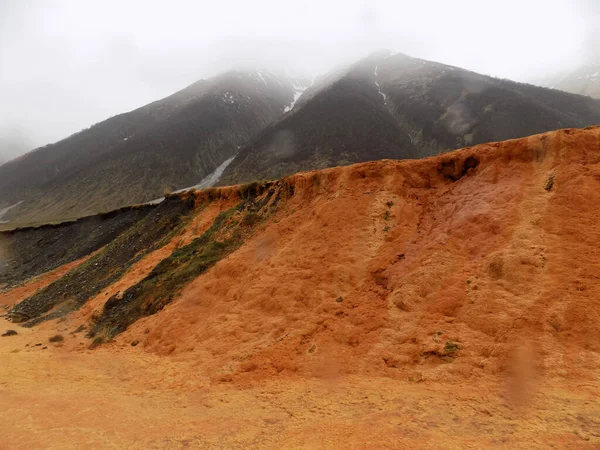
0, 0, 598, 162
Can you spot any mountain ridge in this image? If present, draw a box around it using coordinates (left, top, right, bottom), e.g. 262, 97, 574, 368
219, 52, 600, 186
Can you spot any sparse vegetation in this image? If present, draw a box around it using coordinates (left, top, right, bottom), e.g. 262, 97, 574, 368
444, 341, 460, 354
9, 195, 198, 326
241, 211, 261, 227
545, 174, 555, 191
238, 181, 262, 199
174, 237, 185, 250
203, 187, 220, 201
49, 334, 64, 343
549, 316, 562, 332
89, 185, 282, 344
487, 257, 504, 280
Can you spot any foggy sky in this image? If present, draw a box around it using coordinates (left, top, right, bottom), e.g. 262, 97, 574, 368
1, 0, 598, 162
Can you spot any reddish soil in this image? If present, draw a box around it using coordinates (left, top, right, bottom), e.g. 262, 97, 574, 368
1, 127, 599, 448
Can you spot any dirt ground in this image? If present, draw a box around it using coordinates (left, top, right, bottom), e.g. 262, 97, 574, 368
1, 317, 598, 449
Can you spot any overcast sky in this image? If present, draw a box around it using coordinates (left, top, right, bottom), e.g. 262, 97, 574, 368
1, 0, 598, 161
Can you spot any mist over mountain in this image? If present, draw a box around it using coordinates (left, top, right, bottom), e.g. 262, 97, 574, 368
536, 62, 600, 99
2, 0, 597, 157
220, 53, 600, 185
0, 129, 34, 167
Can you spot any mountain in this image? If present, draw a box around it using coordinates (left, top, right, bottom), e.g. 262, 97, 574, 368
536, 63, 600, 99
0, 70, 308, 225
219, 53, 600, 185
5, 53, 600, 226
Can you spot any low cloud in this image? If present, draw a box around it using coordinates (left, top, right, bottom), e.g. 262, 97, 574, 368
0, 0, 596, 159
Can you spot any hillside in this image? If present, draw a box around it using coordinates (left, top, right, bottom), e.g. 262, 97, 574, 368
0, 70, 306, 226
1, 127, 599, 447
219, 53, 600, 185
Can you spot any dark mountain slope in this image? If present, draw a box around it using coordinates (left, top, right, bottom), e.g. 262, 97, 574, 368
377, 54, 600, 150
0, 70, 303, 225
0, 204, 157, 289
220, 74, 418, 184
220, 53, 600, 185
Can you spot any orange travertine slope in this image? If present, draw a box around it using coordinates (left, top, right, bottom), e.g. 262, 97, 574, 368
120, 126, 600, 385
1, 126, 599, 449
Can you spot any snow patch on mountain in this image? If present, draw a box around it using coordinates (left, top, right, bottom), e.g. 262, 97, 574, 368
284, 83, 308, 113
373, 65, 387, 101
222, 92, 236, 104
534, 63, 600, 99
191, 154, 238, 190
0, 201, 23, 224
255, 70, 268, 85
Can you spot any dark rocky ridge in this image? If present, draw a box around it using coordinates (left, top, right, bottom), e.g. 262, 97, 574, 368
8, 194, 198, 325
0, 204, 156, 289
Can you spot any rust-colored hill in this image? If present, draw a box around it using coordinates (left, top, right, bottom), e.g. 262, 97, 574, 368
1, 127, 599, 448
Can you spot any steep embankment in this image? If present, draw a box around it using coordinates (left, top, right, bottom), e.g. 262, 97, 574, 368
3, 126, 599, 386
125, 126, 600, 386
